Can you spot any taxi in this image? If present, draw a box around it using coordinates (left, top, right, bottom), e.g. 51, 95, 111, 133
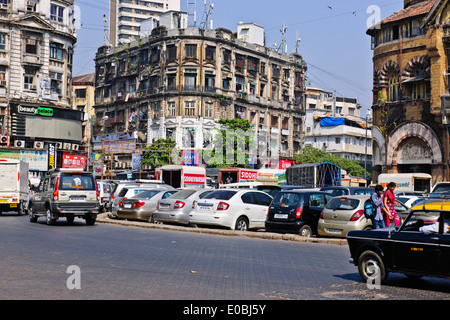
347, 197, 450, 284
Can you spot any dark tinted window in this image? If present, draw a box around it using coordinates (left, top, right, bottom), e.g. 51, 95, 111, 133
162, 191, 176, 199
255, 192, 272, 206
241, 192, 257, 204
272, 192, 302, 207
59, 174, 96, 191
309, 193, 325, 207
199, 191, 213, 199
321, 188, 347, 196
204, 190, 237, 200
256, 186, 280, 197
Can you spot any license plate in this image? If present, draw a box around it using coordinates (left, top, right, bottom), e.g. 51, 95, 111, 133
199, 205, 212, 211
124, 204, 132, 209
274, 214, 288, 219
10, 203, 17, 208
70, 197, 85, 201
325, 228, 342, 234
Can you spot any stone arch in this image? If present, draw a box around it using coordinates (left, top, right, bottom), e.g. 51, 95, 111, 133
386, 121, 442, 165
380, 60, 400, 87
373, 66, 381, 89
402, 55, 430, 79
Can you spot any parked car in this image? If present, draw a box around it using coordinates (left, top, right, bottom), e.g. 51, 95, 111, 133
397, 196, 421, 208
430, 182, 450, 196
218, 182, 263, 189
29, 168, 100, 225
97, 180, 112, 213
110, 182, 174, 215
190, 189, 273, 231
347, 198, 447, 284
320, 186, 373, 196
265, 190, 333, 237
154, 189, 214, 225
318, 195, 409, 238
116, 189, 178, 222
256, 185, 304, 198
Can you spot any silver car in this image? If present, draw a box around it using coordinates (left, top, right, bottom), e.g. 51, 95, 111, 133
154, 189, 214, 225
111, 182, 174, 214
117, 189, 178, 222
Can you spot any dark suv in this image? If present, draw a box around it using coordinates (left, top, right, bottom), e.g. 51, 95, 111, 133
265, 190, 333, 237
29, 168, 100, 225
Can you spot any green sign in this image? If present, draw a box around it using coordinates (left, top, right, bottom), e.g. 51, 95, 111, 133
36, 107, 53, 116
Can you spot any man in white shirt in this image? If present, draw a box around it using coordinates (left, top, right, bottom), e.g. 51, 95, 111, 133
419, 220, 450, 235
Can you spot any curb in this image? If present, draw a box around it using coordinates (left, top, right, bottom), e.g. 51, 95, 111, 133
96, 214, 348, 246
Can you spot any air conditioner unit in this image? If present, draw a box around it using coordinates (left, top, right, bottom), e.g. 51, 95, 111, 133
14, 140, 25, 148
56, 142, 63, 150
63, 143, 71, 150
71, 144, 79, 151
0, 135, 8, 145
29, 85, 37, 91
114, 162, 121, 169
33, 141, 44, 149
0, 80, 6, 87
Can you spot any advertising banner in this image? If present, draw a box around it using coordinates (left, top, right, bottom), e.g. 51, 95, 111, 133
62, 152, 86, 169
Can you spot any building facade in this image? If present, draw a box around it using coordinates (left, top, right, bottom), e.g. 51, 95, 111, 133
109, 0, 181, 46
366, 0, 450, 183
72, 72, 95, 150
0, 0, 82, 173
304, 87, 372, 168
93, 25, 306, 171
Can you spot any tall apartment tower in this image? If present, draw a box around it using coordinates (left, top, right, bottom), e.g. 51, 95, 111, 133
109, 0, 181, 46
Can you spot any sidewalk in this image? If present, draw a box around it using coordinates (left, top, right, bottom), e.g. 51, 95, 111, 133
96, 213, 348, 246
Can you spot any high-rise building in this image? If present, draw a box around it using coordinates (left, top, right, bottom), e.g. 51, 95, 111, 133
0, 0, 83, 174
109, 0, 181, 46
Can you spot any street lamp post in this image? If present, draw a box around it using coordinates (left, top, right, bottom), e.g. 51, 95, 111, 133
364, 110, 373, 187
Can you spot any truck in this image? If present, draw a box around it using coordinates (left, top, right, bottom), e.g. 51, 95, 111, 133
0, 159, 29, 215
377, 173, 432, 193
156, 165, 207, 188
286, 162, 341, 188
218, 167, 258, 187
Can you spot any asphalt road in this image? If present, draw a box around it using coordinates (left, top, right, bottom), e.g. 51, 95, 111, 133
2, 213, 450, 304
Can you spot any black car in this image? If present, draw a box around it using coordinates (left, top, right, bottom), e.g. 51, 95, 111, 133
265, 190, 333, 237
320, 186, 373, 197
347, 198, 447, 284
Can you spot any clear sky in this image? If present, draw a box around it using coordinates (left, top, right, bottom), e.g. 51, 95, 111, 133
73, 0, 405, 114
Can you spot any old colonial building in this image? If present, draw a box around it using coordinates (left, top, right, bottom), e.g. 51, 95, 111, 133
93, 25, 307, 170
366, 0, 450, 183
0, 0, 82, 173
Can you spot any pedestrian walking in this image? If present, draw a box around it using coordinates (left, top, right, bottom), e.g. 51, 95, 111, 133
371, 184, 386, 229
383, 182, 400, 227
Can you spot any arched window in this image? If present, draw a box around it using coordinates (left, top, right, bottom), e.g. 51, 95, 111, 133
388, 71, 399, 101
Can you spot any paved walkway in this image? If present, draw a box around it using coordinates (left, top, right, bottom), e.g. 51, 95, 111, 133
96, 213, 348, 246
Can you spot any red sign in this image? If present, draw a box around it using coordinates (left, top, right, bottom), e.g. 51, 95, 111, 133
184, 173, 205, 185
62, 152, 86, 169
239, 170, 257, 180
279, 159, 295, 170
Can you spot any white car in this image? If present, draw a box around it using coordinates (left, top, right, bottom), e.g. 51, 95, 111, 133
189, 189, 273, 231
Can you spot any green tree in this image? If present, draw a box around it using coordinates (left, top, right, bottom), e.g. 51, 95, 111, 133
203, 119, 255, 168
142, 138, 178, 168
294, 146, 369, 178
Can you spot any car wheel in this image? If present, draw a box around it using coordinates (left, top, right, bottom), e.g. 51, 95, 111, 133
46, 207, 56, 225
299, 225, 312, 237
357, 250, 388, 284
235, 216, 249, 231
85, 214, 96, 226
29, 204, 37, 223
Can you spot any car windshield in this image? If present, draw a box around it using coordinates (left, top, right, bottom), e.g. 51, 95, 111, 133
167, 190, 197, 199
256, 187, 280, 197
132, 190, 160, 199
272, 192, 302, 206
59, 174, 96, 191
321, 188, 347, 196
204, 190, 237, 200
433, 184, 450, 193
325, 197, 360, 210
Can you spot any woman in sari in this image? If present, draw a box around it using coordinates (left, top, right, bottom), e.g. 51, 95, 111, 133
383, 182, 400, 227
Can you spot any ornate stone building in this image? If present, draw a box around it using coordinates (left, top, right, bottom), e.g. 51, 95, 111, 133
93, 25, 307, 170
366, 0, 450, 183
